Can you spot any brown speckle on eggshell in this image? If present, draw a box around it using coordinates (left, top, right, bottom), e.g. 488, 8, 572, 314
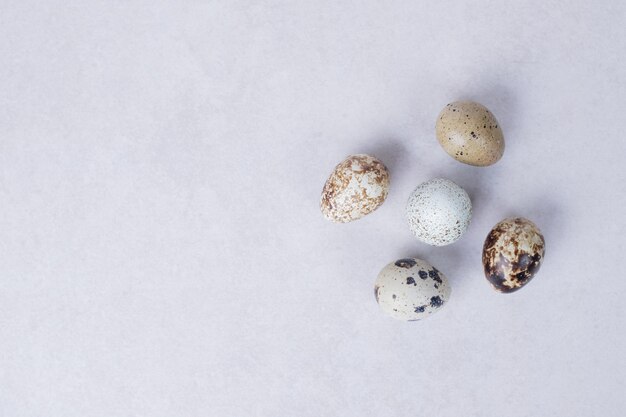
482, 217, 545, 293
320, 154, 390, 223
436, 101, 505, 166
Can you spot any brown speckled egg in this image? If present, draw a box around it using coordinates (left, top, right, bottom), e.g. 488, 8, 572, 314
482, 217, 545, 293
320, 154, 390, 223
436, 101, 504, 166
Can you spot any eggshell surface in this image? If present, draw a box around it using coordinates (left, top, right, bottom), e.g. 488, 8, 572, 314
405, 178, 472, 246
482, 217, 545, 293
374, 258, 451, 321
436, 101, 505, 166
320, 154, 390, 223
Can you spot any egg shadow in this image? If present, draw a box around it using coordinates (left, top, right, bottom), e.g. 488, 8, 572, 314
396, 239, 471, 294
447, 76, 518, 126
434, 164, 492, 222
500, 195, 566, 266
361, 136, 411, 186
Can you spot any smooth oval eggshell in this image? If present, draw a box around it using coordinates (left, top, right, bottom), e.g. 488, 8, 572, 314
405, 178, 472, 246
436, 101, 504, 166
482, 217, 545, 293
320, 154, 390, 223
374, 258, 451, 321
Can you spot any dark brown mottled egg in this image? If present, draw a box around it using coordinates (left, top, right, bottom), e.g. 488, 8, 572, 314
482, 217, 545, 293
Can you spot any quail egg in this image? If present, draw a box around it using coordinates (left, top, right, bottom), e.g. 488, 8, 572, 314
374, 258, 451, 321
320, 154, 390, 223
482, 217, 545, 293
436, 101, 504, 166
406, 178, 472, 246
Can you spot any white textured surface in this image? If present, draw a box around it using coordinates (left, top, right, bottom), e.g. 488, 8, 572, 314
406, 178, 472, 246
1, 1, 625, 417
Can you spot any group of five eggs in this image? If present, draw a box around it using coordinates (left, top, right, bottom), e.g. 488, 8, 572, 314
320, 101, 545, 321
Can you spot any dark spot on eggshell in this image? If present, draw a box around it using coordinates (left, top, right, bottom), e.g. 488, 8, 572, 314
484, 228, 499, 249
414, 305, 426, 313
430, 296, 444, 308
485, 268, 507, 289
395, 258, 417, 268
406, 277, 416, 285
428, 268, 443, 284
374, 285, 380, 302
515, 271, 530, 282
418, 270, 428, 279
529, 253, 542, 273
515, 253, 533, 270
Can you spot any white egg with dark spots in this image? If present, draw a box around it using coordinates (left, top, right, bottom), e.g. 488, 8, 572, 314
406, 178, 472, 246
374, 258, 451, 321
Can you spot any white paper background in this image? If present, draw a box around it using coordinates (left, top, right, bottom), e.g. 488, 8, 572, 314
1, 1, 625, 416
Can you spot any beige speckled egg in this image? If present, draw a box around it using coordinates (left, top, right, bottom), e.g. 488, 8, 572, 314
320, 154, 390, 223
436, 101, 505, 166
482, 217, 545, 293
